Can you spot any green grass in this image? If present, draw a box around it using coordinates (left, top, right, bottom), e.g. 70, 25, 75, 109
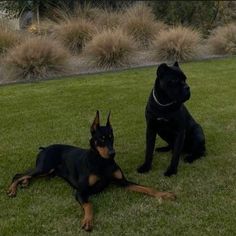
0, 57, 236, 236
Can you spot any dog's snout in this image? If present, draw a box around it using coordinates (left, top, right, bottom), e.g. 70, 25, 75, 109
184, 84, 190, 91
184, 85, 190, 96
108, 149, 115, 158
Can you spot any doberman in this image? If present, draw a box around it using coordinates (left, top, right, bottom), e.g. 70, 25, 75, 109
7, 111, 176, 231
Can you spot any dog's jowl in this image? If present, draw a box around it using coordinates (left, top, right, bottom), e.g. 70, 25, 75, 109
137, 62, 206, 177
8, 111, 175, 232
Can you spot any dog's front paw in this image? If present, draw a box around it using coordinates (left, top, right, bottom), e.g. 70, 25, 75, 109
137, 163, 151, 173
184, 154, 200, 163
81, 217, 93, 231
164, 167, 177, 177
158, 192, 176, 201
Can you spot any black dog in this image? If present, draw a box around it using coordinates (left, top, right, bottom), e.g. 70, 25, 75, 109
137, 62, 206, 177
7, 111, 175, 231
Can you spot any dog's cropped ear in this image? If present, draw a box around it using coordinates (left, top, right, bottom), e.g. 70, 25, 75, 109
91, 110, 100, 133
173, 61, 179, 67
157, 63, 169, 78
106, 110, 112, 127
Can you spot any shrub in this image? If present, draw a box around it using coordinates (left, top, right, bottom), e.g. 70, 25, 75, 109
4, 37, 69, 80
0, 19, 13, 31
93, 9, 121, 30
207, 23, 236, 55
0, 28, 20, 54
74, 6, 121, 30
121, 3, 165, 48
74, 4, 101, 22
53, 18, 96, 54
84, 29, 136, 68
151, 1, 217, 32
35, 20, 56, 35
152, 26, 201, 61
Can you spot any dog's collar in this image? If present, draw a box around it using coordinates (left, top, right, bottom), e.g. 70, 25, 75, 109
152, 89, 175, 107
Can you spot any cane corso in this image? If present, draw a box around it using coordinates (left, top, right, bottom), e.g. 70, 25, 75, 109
137, 62, 206, 176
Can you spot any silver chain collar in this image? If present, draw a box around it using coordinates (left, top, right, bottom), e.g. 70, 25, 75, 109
152, 89, 175, 107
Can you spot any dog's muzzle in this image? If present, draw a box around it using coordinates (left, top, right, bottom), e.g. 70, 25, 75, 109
108, 149, 116, 158
185, 86, 191, 99
182, 85, 191, 102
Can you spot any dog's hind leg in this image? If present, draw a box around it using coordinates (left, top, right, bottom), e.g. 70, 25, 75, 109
7, 168, 39, 197
7, 146, 61, 197
7, 167, 55, 197
184, 124, 206, 163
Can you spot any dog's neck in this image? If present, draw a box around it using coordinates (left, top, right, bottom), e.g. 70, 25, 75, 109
152, 89, 175, 107
150, 88, 183, 113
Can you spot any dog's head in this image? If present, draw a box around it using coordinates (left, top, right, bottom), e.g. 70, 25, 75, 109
90, 111, 115, 159
155, 62, 190, 104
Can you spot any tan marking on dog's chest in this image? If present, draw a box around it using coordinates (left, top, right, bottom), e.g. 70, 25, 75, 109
88, 174, 100, 186
96, 146, 109, 159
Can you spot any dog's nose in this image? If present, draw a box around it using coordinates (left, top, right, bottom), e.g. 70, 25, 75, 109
184, 85, 190, 91
109, 149, 115, 158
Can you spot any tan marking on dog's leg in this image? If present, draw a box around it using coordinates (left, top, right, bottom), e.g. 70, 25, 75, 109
81, 202, 93, 231
7, 169, 55, 197
126, 184, 176, 200
21, 178, 30, 188
112, 169, 123, 179
7, 175, 32, 197
7, 182, 18, 197
88, 174, 100, 186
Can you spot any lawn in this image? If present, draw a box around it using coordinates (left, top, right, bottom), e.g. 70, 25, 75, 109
0, 57, 236, 236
